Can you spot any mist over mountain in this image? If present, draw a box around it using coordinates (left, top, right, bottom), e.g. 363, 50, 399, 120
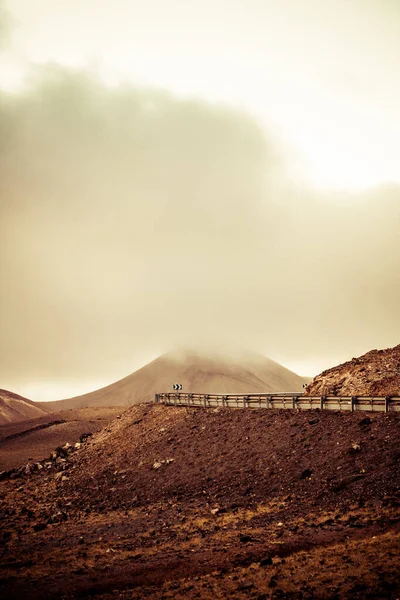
38, 348, 308, 410
0, 63, 399, 397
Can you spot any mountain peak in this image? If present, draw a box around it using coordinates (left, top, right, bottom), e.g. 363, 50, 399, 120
40, 348, 308, 411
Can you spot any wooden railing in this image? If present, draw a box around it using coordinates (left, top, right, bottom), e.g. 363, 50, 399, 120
155, 392, 400, 412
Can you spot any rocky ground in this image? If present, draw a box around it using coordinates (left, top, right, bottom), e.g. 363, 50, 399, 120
305, 344, 400, 397
0, 404, 399, 599
0, 407, 126, 471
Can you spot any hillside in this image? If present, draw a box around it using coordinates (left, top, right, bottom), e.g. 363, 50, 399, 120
0, 406, 125, 471
305, 344, 400, 397
0, 389, 50, 425
62, 403, 400, 513
1, 404, 399, 598
40, 349, 309, 411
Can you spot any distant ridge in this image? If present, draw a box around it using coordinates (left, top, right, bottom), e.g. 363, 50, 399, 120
39, 349, 309, 411
0, 389, 50, 425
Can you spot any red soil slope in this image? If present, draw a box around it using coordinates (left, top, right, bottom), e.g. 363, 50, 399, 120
0, 404, 399, 599
64, 404, 400, 513
305, 344, 400, 397
0, 389, 49, 425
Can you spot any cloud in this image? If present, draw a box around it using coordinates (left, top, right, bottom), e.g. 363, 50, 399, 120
0, 1, 11, 50
0, 65, 399, 396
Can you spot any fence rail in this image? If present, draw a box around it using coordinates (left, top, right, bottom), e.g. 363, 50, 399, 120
155, 392, 400, 412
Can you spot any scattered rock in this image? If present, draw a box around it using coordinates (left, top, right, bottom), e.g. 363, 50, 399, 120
300, 469, 313, 479
332, 473, 366, 492
49, 512, 68, 523
268, 576, 278, 588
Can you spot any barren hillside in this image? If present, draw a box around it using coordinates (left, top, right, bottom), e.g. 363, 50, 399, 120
39, 349, 309, 411
305, 344, 400, 397
0, 390, 50, 425
1, 403, 399, 599
0, 406, 126, 470
63, 404, 399, 512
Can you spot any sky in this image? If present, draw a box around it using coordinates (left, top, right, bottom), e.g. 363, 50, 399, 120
0, 0, 399, 400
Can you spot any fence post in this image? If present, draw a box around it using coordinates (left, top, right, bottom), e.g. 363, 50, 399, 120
385, 396, 390, 412
320, 396, 325, 410
351, 396, 356, 412
292, 396, 296, 410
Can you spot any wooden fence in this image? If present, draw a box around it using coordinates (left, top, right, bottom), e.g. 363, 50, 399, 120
155, 392, 400, 412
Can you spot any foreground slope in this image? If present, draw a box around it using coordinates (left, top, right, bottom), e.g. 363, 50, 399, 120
1, 404, 399, 599
63, 404, 400, 512
40, 349, 308, 411
305, 343, 400, 396
0, 389, 49, 425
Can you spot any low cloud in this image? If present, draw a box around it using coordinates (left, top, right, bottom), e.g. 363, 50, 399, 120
0, 65, 399, 397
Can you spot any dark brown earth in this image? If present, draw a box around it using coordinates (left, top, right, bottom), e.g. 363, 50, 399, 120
0, 407, 126, 471
0, 404, 399, 599
305, 344, 400, 397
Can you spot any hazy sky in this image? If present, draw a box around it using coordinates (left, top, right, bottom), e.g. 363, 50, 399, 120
3, 0, 400, 190
0, 0, 399, 400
